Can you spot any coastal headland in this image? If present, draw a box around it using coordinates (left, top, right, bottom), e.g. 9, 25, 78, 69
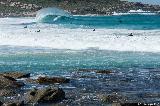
0, 0, 160, 17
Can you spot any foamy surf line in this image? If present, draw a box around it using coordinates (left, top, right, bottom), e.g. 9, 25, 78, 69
0, 17, 160, 53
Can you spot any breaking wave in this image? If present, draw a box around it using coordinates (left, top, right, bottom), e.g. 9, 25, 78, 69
36, 7, 71, 22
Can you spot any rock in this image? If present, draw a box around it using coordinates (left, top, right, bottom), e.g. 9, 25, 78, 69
0, 75, 24, 89
37, 76, 70, 84
27, 87, 65, 103
25, 78, 37, 84
101, 93, 126, 103
3, 101, 24, 106
0, 89, 16, 96
0, 101, 3, 106
1, 72, 30, 79
96, 70, 112, 74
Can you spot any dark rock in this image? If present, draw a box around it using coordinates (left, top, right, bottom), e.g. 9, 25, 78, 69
78, 69, 112, 74
96, 70, 112, 74
79, 75, 96, 79
3, 101, 24, 106
0, 101, 3, 106
37, 76, 70, 84
0, 89, 16, 96
1, 72, 30, 79
27, 87, 65, 103
3, 76, 17, 81
101, 93, 126, 103
0, 75, 24, 89
25, 78, 37, 84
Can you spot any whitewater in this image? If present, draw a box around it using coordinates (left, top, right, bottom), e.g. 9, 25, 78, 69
0, 16, 160, 53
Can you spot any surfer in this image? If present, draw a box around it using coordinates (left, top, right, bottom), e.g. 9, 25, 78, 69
93, 29, 95, 31
37, 30, 40, 32
128, 33, 133, 36
24, 26, 27, 28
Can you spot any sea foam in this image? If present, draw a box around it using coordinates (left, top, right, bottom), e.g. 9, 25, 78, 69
0, 17, 160, 53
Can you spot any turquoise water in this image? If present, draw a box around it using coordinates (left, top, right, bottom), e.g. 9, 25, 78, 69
41, 15, 160, 30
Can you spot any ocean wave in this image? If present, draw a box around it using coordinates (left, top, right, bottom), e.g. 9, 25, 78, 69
36, 7, 71, 22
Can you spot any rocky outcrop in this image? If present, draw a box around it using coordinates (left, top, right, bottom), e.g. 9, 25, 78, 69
78, 69, 112, 74
3, 101, 24, 106
37, 76, 70, 84
96, 70, 112, 74
0, 75, 24, 89
27, 87, 65, 103
0, 101, 3, 106
0, 73, 25, 97
100, 93, 127, 103
1, 72, 30, 79
0, 0, 160, 17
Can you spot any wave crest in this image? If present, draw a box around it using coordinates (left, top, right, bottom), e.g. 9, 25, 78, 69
36, 7, 71, 22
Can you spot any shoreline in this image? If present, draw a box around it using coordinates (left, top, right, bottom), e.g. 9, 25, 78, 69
0, 0, 160, 17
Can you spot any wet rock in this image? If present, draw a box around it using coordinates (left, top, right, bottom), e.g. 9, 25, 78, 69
101, 93, 126, 103
1, 72, 30, 79
0, 75, 24, 89
27, 87, 65, 103
37, 76, 70, 84
78, 69, 112, 74
79, 75, 96, 79
25, 78, 37, 84
96, 70, 112, 74
0, 101, 3, 106
0, 89, 16, 96
3, 101, 24, 106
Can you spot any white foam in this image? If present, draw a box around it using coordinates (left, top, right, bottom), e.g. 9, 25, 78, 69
113, 9, 156, 15
0, 17, 160, 53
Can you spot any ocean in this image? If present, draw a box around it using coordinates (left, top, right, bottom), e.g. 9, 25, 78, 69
1, 8, 160, 105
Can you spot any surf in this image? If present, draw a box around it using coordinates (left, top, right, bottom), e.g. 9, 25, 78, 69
36, 7, 71, 22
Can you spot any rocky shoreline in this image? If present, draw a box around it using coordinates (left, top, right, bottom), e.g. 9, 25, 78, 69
0, 70, 159, 106
0, 0, 160, 17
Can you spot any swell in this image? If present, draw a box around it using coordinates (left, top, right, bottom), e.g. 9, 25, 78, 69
38, 15, 160, 30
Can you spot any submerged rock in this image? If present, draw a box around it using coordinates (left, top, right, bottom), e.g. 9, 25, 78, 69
96, 70, 112, 74
1, 72, 30, 79
27, 87, 65, 103
78, 69, 112, 74
37, 76, 70, 84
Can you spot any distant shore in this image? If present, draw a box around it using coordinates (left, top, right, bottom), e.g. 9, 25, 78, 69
0, 0, 160, 17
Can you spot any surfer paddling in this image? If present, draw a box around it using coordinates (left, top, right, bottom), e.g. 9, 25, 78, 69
128, 33, 133, 36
